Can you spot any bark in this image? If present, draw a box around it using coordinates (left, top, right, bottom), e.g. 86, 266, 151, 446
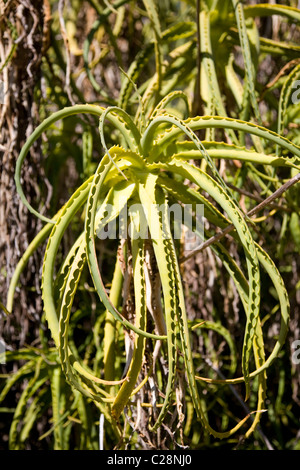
0, 0, 51, 345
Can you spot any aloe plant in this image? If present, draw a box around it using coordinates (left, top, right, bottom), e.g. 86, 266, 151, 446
2, 0, 300, 450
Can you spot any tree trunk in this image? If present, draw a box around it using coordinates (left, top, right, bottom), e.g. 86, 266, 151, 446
0, 0, 51, 345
